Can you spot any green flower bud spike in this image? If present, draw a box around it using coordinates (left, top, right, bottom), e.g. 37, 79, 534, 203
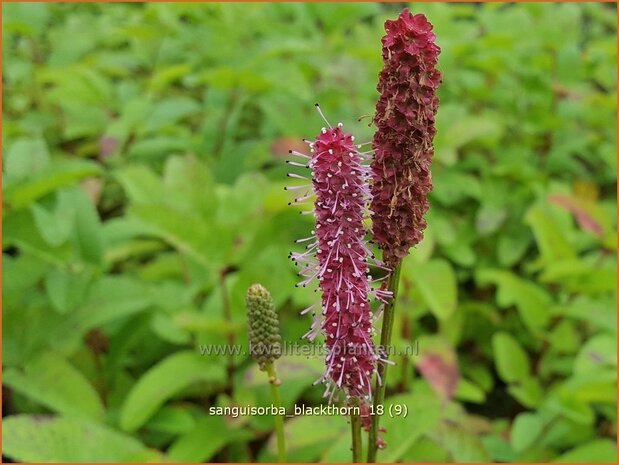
246, 283, 282, 370
245, 284, 286, 462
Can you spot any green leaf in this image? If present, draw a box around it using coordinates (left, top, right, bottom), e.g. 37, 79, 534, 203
431, 170, 482, 206
145, 405, 197, 435
558, 296, 617, 333
558, 369, 617, 405
261, 414, 347, 462
574, 334, 617, 374
477, 269, 552, 331
150, 64, 191, 93
167, 415, 251, 462
492, 332, 530, 383
409, 259, 457, 321
3, 3, 49, 36
401, 436, 451, 463
115, 165, 167, 205
3, 415, 164, 462
30, 190, 76, 246
508, 377, 543, 408
116, 157, 224, 267
553, 439, 617, 463
476, 204, 507, 235
120, 351, 225, 431
128, 136, 190, 160
162, 155, 217, 217
3, 160, 101, 209
455, 378, 486, 404
129, 204, 218, 267
30, 276, 154, 355
321, 433, 360, 462
428, 419, 491, 462
497, 231, 531, 266
380, 388, 443, 462
70, 187, 104, 265
4, 352, 105, 420
525, 203, 576, 265
67, 276, 154, 335
44, 267, 91, 314
482, 434, 516, 462
511, 412, 545, 453
4, 137, 50, 182
144, 97, 201, 131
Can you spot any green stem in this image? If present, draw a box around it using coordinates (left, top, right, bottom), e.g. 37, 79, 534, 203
350, 397, 363, 463
367, 263, 402, 463
265, 363, 286, 462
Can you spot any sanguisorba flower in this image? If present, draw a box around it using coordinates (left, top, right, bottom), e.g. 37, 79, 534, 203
288, 107, 388, 402
246, 284, 282, 370
371, 9, 442, 266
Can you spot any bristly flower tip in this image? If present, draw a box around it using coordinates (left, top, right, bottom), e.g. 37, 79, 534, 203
371, 8, 442, 266
287, 105, 392, 403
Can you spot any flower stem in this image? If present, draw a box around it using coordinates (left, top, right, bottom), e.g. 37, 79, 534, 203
265, 363, 286, 462
350, 397, 363, 463
367, 262, 402, 463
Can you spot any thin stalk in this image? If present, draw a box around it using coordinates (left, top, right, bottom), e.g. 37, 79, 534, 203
350, 397, 363, 463
265, 363, 286, 462
367, 263, 402, 463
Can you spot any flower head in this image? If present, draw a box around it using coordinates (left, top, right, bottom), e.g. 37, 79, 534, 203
288, 109, 387, 401
371, 9, 442, 266
246, 284, 282, 370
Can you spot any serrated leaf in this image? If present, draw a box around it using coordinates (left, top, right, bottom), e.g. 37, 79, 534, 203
120, 351, 225, 431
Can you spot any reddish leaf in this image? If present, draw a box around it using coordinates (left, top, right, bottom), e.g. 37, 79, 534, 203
548, 194, 604, 236
417, 352, 459, 402
99, 136, 118, 159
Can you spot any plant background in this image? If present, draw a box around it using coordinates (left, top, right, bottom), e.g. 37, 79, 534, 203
2, 2, 617, 463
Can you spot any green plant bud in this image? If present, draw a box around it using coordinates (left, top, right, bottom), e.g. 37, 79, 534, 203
246, 284, 282, 370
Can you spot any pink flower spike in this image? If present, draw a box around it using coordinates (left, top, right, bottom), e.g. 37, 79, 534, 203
289, 106, 378, 401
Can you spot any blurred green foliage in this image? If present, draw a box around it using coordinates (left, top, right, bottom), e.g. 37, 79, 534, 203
2, 2, 617, 463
